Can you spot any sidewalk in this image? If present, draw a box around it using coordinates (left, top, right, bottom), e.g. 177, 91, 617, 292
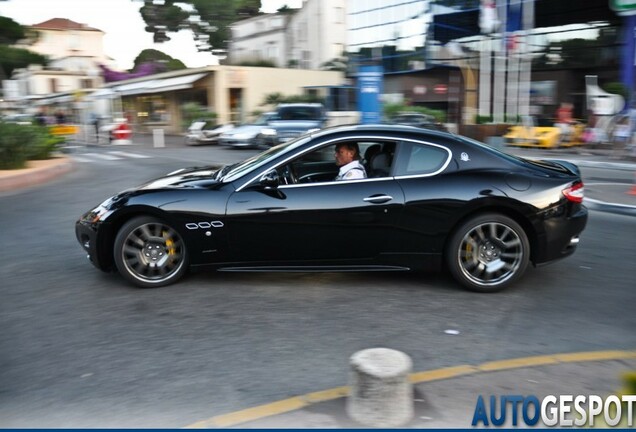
186, 351, 636, 429
0, 156, 73, 193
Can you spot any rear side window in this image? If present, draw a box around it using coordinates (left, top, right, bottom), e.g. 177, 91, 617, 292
395, 141, 450, 176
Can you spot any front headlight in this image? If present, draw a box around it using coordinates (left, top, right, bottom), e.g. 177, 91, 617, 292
260, 128, 277, 136
81, 204, 111, 224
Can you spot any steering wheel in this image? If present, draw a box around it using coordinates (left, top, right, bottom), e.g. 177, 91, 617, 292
282, 164, 298, 184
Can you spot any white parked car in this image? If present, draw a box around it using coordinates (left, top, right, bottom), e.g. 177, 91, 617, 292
185, 121, 234, 145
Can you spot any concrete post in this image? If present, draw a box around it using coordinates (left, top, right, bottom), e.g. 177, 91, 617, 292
153, 128, 165, 148
346, 348, 413, 427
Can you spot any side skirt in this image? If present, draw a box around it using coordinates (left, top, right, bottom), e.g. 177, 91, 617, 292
215, 265, 411, 273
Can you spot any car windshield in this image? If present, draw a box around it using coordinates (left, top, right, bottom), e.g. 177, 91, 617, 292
276, 106, 322, 121
220, 135, 312, 182
253, 113, 274, 125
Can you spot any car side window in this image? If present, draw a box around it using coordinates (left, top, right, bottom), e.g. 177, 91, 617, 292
395, 142, 450, 176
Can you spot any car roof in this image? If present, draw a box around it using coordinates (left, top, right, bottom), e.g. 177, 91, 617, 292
309, 123, 455, 139
277, 103, 324, 108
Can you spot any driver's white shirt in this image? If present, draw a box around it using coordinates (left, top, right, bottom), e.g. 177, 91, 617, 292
336, 160, 366, 180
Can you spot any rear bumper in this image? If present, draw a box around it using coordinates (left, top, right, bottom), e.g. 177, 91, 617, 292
534, 205, 588, 265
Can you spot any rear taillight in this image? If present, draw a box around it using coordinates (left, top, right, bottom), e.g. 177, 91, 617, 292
563, 182, 584, 203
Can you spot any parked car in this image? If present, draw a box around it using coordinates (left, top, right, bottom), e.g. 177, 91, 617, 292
257, 103, 327, 147
218, 112, 276, 148
75, 124, 587, 292
389, 112, 447, 132
185, 121, 234, 145
503, 115, 585, 148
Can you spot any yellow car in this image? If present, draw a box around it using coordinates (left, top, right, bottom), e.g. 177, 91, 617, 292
504, 120, 585, 149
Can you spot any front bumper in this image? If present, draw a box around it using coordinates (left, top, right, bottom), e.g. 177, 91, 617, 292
75, 219, 111, 272
219, 137, 259, 148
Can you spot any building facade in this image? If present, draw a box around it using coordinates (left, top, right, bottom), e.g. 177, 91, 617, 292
7, 18, 112, 113
228, 13, 290, 67
228, 0, 347, 71
287, 0, 347, 70
347, 0, 428, 74
93, 65, 345, 133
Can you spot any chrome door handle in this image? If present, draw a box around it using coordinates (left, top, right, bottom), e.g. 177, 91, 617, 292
363, 194, 393, 204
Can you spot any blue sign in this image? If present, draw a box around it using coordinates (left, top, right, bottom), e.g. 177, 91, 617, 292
357, 65, 384, 124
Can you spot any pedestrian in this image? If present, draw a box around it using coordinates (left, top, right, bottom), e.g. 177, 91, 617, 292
89, 113, 100, 140
612, 117, 630, 158
55, 110, 66, 124
554, 102, 574, 142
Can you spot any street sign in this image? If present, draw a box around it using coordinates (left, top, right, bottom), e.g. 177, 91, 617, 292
49, 125, 79, 136
413, 85, 427, 95
434, 84, 448, 95
610, 0, 636, 15
357, 65, 383, 124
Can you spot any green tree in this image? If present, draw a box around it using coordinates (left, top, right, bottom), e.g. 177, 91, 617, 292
0, 16, 25, 44
0, 16, 48, 79
133, 0, 263, 52
0, 45, 48, 78
132, 48, 186, 72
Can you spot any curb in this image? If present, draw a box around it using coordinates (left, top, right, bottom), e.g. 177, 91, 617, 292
184, 350, 636, 429
585, 197, 636, 217
0, 156, 74, 193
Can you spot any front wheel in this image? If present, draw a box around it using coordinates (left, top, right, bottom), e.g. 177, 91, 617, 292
445, 213, 529, 293
114, 216, 189, 288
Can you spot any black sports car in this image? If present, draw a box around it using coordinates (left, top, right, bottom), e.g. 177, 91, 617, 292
75, 124, 587, 292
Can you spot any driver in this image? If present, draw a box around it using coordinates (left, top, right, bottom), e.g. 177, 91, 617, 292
334, 142, 366, 180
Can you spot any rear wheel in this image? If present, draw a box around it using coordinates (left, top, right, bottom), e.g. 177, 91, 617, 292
114, 216, 188, 288
446, 213, 529, 293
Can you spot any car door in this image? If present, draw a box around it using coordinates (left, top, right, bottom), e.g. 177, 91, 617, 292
224, 140, 405, 265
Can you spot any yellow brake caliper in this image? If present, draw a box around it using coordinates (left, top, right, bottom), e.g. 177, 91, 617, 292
163, 231, 176, 256
465, 241, 473, 262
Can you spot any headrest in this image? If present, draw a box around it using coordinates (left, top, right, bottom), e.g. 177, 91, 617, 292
371, 152, 390, 169
364, 144, 382, 162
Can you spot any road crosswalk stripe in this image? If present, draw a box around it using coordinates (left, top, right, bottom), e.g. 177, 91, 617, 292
107, 151, 151, 159
71, 152, 151, 162
90, 153, 122, 160
71, 155, 94, 163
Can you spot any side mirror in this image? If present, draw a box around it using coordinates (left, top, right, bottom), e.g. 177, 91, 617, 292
260, 169, 280, 188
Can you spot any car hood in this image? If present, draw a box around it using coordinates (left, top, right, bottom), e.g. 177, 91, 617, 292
221, 124, 264, 138
133, 165, 223, 190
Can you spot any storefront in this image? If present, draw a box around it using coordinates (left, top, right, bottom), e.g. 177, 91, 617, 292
88, 66, 345, 134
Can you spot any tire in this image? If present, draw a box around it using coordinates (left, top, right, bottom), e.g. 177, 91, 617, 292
445, 213, 529, 293
113, 216, 188, 288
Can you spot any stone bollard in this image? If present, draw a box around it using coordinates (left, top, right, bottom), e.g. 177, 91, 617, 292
346, 348, 413, 427
153, 128, 165, 148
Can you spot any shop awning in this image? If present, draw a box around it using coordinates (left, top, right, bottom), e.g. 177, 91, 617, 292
89, 88, 118, 99
113, 80, 158, 96
108, 73, 207, 96
146, 73, 207, 93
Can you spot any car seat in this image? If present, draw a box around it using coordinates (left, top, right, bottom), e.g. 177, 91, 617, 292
363, 144, 381, 171
368, 151, 391, 178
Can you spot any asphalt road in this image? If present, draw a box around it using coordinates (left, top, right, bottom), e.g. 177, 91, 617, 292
1, 140, 634, 427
